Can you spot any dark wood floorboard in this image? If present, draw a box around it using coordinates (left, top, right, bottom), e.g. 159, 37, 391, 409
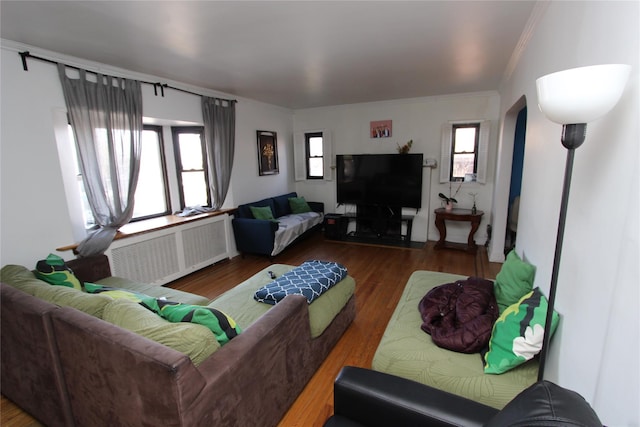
1, 231, 501, 426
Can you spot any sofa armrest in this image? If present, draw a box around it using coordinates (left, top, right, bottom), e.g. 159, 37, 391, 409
308, 201, 324, 213
66, 254, 112, 283
189, 295, 313, 427
324, 366, 498, 427
232, 217, 279, 256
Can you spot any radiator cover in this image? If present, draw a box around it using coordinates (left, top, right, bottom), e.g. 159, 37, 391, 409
105, 214, 230, 285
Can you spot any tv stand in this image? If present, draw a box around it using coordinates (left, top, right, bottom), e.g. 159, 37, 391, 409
344, 204, 414, 246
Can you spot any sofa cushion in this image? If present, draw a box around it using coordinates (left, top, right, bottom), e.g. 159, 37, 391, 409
32, 285, 113, 318
494, 250, 535, 314
250, 205, 276, 221
210, 264, 355, 338
102, 299, 219, 366
289, 196, 312, 214
34, 253, 82, 290
141, 298, 242, 346
273, 192, 297, 217
483, 288, 559, 375
1, 265, 112, 318
1, 265, 49, 295
271, 211, 324, 256
94, 276, 210, 306
372, 270, 538, 409
84, 283, 150, 302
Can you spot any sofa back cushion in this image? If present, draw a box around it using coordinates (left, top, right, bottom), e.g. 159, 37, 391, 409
272, 192, 297, 217
1, 265, 112, 318
237, 197, 277, 219
102, 299, 220, 365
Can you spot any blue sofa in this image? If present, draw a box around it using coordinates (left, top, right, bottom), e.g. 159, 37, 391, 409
232, 192, 324, 257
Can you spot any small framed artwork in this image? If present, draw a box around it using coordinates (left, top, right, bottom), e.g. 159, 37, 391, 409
257, 130, 279, 175
370, 120, 392, 138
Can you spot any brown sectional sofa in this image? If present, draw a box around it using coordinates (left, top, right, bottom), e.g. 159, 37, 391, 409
1, 255, 356, 427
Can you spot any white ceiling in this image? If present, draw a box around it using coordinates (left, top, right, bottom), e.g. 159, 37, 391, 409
0, 1, 536, 109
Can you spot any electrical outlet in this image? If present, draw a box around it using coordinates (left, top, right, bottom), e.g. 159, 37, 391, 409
425, 158, 437, 168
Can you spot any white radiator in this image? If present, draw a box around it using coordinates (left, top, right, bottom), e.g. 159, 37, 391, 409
105, 214, 231, 285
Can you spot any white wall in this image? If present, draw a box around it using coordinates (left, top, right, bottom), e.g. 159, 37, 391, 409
497, 2, 638, 425
0, 41, 294, 267
293, 93, 500, 243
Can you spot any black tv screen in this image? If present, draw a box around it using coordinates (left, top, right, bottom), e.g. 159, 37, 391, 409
336, 153, 423, 208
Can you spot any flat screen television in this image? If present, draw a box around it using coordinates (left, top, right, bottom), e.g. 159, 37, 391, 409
336, 153, 423, 209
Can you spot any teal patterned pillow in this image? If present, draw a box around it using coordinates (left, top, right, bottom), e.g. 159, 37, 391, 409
483, 287, 559, 374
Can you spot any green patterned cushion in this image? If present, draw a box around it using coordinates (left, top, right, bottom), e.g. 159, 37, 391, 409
249, 205, 276, 221
102, 299, 219, 365
484, 288, 559, 374
494, 250, 535, 313
288, 196, 312, 214
141, 298, 242, 346
34, 253, 82, 290
84, 283, 150, 302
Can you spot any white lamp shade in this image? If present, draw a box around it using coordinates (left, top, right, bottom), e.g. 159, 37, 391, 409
536, 64, 631, 124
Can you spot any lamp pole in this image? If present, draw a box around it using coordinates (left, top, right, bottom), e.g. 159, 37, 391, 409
537, 123, 586, 381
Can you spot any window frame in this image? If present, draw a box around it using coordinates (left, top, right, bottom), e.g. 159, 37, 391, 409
440, 120, 490, 184
171, 126, 210, 208
129, 124, 172, 222
305, 131, 324, 180
450, 123, 480, 182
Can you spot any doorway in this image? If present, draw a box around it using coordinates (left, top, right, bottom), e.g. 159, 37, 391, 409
505, 107, 527, 252
488, 96, 527, 263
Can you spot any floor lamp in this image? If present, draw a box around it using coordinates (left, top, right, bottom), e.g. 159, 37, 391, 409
535, 64, 631, 381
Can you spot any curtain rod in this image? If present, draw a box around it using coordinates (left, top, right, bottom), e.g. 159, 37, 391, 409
19, 50, 237, 102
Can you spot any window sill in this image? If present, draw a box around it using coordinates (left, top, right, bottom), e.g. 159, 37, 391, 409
57, 208, 236, 253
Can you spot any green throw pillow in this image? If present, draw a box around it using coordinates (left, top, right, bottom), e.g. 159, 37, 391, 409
84, 283, 150, 303
494, 250, 535, 313
249, 205, 276, 221
483, 287, 559, 374
35, 253, 82, 290
289, 196, 312, 214
141, 297, 242, 346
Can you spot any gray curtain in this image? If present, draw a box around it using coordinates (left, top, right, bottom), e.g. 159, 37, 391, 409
202, 96, 236, 209
58, 64, 143, 257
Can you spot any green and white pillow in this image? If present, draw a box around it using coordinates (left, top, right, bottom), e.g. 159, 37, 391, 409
483, 287, 559, 374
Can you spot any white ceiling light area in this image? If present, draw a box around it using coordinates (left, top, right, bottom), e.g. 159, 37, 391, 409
0, 1, 537, 109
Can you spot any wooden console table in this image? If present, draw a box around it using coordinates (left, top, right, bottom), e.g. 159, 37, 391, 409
434, 208, 484, 253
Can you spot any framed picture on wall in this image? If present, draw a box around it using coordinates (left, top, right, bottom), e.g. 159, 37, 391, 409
257, 130, 279, 175
370, 120, 392, 138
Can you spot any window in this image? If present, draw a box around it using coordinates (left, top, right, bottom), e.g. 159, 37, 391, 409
294, 129, 333, 181
450, 123, 480, 181
306, 132, 324, 179
133, 126, 170, 220
440, 121, 490, 184
171, 126, 210, 208
69, 124, 171, 226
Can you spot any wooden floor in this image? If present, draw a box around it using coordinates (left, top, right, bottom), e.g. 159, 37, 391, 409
1, 232, 501, 427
